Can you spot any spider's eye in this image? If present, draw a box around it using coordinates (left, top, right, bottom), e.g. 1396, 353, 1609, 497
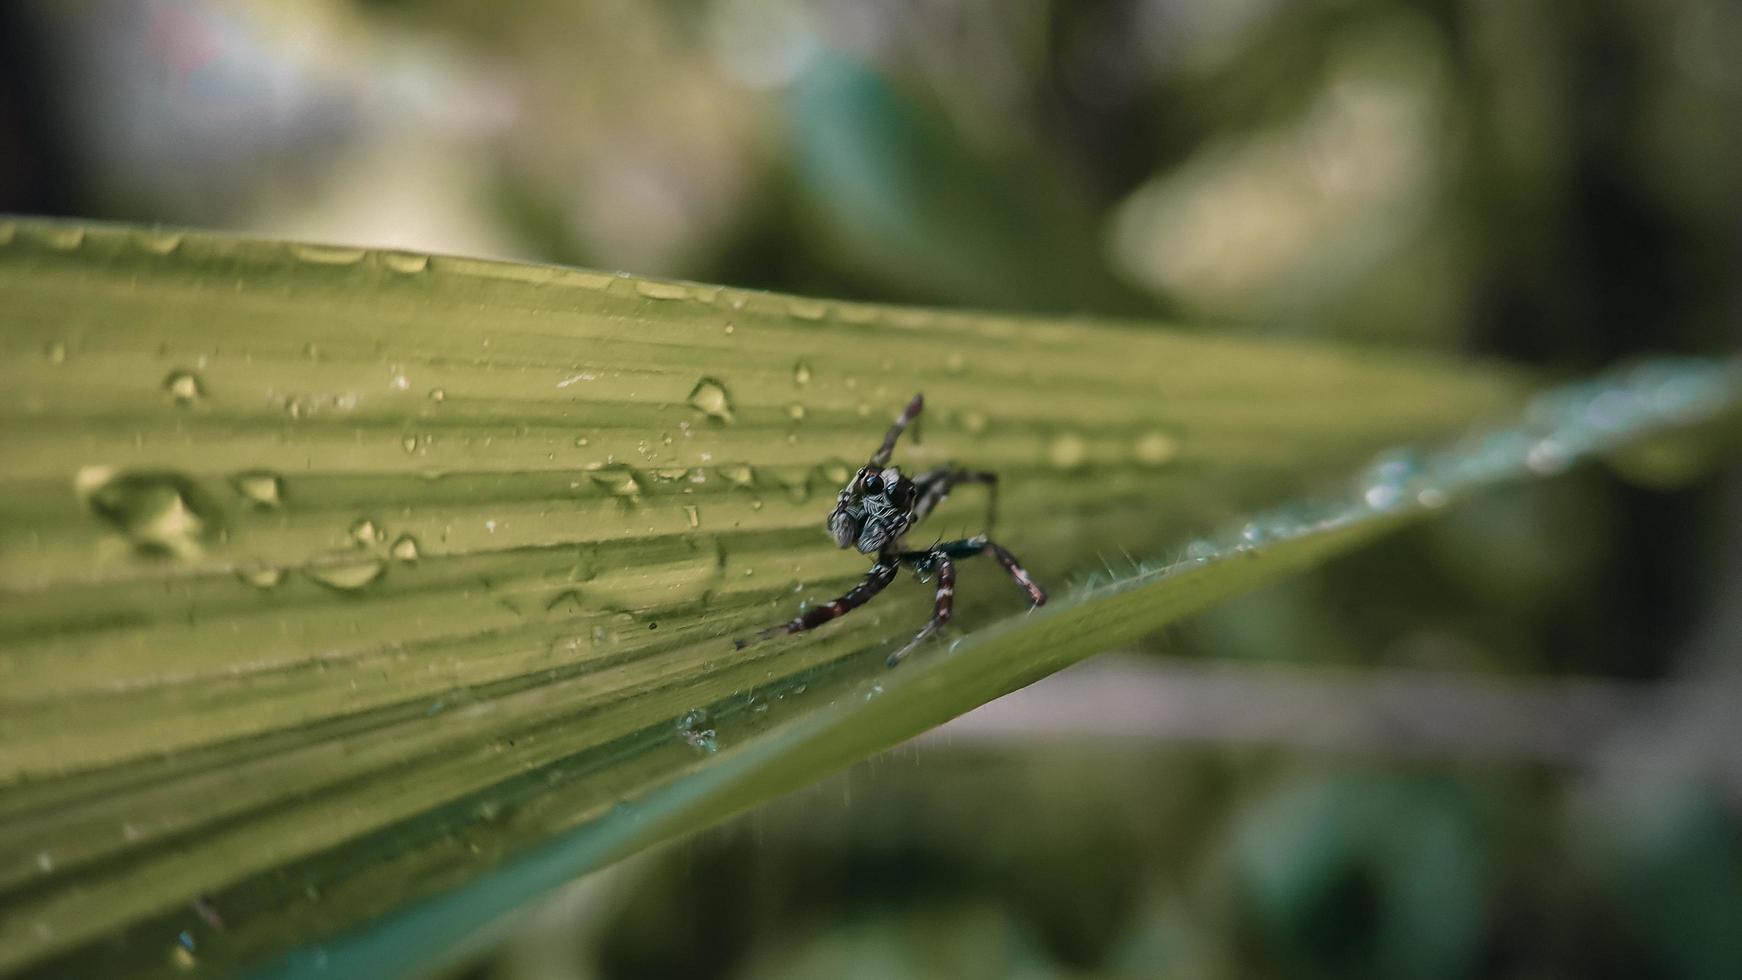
861, 473, 883, 493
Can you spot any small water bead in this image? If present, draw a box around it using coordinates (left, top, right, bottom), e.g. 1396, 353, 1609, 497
134, 230, 183, 255
349, 518, 384, 546
230, 471, 283, 509
1134, 431, 1180, 466
401, 434, 420, 454
787, 402, 807, 421
380, 250, 430, 274
819, 459, 852, 484
390, 534, 420, 562
687, 377, 735, 423
163, 370, 204, 406
76, 467, 210, 558
684, 505, 701, 528
793, 360, 813, 386
236, 564, 285, 589
305, 556, 387, 592
589, 464, 644, 497
428, 387, 446, 403
1047, 433, 1088, 470
45, 340, 67, 364
291, 243, 366, 266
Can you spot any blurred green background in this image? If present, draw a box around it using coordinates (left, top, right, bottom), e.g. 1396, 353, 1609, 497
3, 1, 1739, 977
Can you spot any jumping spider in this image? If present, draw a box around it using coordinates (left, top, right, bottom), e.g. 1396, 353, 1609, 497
738, 393, 1046, 666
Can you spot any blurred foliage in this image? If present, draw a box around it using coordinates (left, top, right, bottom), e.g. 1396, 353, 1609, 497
3, 0, 1740, 978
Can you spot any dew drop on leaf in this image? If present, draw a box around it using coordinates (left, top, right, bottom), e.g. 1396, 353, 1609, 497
162, 370, 204, 406
76, 467, 210, 559
1133, 432, 1179, 466
390, 534, 420, 562
306, 556, 387, 592
349, 518, 384, 546
589, 464, 644, 498
1047, 432, 1088, 470
236, 564, 285, 589
793, 360, 813, 386
687, 377, 735, 424
230, 471, 284, 509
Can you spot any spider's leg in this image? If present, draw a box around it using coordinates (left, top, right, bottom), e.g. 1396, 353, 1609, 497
736, 558, 899, 648
886, 552, 955, 667
929, 536, 1046, 606
870, 393, 925, 468
910, 469, 998, 531
981, 537, 1045, 606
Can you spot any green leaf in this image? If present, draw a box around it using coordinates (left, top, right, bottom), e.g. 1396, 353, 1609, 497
0, 218, 1731, 978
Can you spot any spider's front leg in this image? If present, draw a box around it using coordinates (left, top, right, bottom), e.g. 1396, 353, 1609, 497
911, 468, 999, 532
735, 557, 899, 649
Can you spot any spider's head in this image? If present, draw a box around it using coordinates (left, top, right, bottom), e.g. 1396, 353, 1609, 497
828, 465, 917, 553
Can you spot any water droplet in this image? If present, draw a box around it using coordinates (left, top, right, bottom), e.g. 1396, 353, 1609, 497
683, 505, 700, 528
793, 361, 813, 386
675, 709, 718, 754
589, 464, 644, 497
389, 370, 410, 391
236, 564, 284, 589
45, 341, 67, 364
428, 388, 446, 403
390, 534, 420, 562
292, 243, 367, 266
380, 250, 430, 274
134, 230, 183, 255
76, 467, 210, 558
36, 852, 54, 872
787, 402, 807, 421
1047, 433, 1088, 470
687, 377, 735, 423
819, 459, 852, 485
723, 322, 735, 335
306, 555, 387, 592
1133, 432, 1179, 466
230, 471, 283, 509
636, 280, 691, 300
716, 463, 756, 488
401, 434, 420, 454
163, 370, 204, 406
574, 436, 590, 447
349, 518, 384, 546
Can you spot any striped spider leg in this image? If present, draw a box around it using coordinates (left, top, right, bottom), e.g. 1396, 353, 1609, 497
736, 393, 1046, 666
